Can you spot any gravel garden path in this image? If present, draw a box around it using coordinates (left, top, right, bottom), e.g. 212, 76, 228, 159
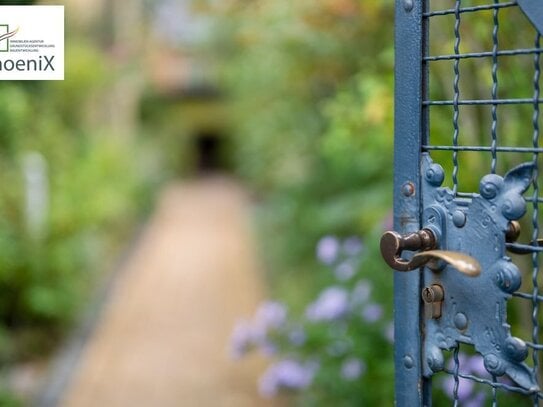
58, 177, 277, 407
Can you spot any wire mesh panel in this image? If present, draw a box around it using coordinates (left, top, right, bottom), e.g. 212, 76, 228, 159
423, 0, 542, 404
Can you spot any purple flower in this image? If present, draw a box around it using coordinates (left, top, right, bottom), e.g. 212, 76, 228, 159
465, 355, 489, 377
334, 260, 355, 281
230, 302, 286, 359
258, 359, 317, 398
351, 280, 372, 305
316, 235, 340, 265
260, 341, 277, 357
255, 301, 287, 330
446, 352, 470, 372
305, 286, 349, 322
341, 357, 366, 381
362, 303, 383, 323
274, 360, 315, 388
342, 236, 364, 257
442, 376, 475, 402
230, 319, 254, 359
445, 352, 488, 377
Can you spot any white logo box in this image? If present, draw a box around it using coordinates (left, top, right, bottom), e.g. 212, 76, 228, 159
0, 5, 64, 80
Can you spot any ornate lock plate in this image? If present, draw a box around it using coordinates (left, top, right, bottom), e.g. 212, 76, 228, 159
420, 153, 539, 391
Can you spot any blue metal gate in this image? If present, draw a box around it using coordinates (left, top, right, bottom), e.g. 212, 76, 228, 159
384, 1, 543, 405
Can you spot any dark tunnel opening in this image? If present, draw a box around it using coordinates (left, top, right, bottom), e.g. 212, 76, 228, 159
194, 130, 227, 173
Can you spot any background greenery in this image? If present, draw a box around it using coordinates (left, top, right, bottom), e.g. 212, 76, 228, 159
200, 0, 543, 405
199, 0, 397, 404
1, 0, 542, 405
203, 0, 394, 289
0, 19, 164, 406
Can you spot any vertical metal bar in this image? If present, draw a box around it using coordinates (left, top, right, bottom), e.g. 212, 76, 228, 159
492, 374, 498, 406
394, 0, 424, 405
531, 31, 541, 407
452, 346, 460, 407
491, 4, 500, 403
421, 0, 430, 147
452, 0, 462, 193
421, 1, 431, 403
490, 0, 499, 174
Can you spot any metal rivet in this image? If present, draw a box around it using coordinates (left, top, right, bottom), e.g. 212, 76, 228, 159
495, 261, 522, 293
479, 174, 503, 199
485, 354, 499, 369
504, 337, 528, 362
403, 0, 414, 12
452, 210, 466, 228
425, 164, 445, 186
484, 353, 505, 375
401, 181, 415, 197
427, 351, 444, 372
501, 194, 527, 220
453, 312, 468, 330
404, 355, 414, 369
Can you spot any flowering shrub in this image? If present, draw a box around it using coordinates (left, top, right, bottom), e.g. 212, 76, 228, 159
231, 234, 395, 404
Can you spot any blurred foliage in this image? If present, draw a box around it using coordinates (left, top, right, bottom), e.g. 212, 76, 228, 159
201, 0, 394, 277
199, 0, 396, 404
232, 232, 395, 405
0, 37, 159, 402
201, 0, 543, 404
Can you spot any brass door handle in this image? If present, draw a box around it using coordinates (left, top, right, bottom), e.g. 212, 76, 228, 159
411, 250, 481, 277
380, 229, 436, 271
380, 229, 481, 277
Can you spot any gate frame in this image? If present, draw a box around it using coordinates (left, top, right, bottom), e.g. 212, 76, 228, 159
393, 0, 429, 405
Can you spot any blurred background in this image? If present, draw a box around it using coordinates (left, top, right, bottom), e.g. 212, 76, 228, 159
11, 0, 543, 405
0, 0, 397, 405
1, 0, 540, 405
